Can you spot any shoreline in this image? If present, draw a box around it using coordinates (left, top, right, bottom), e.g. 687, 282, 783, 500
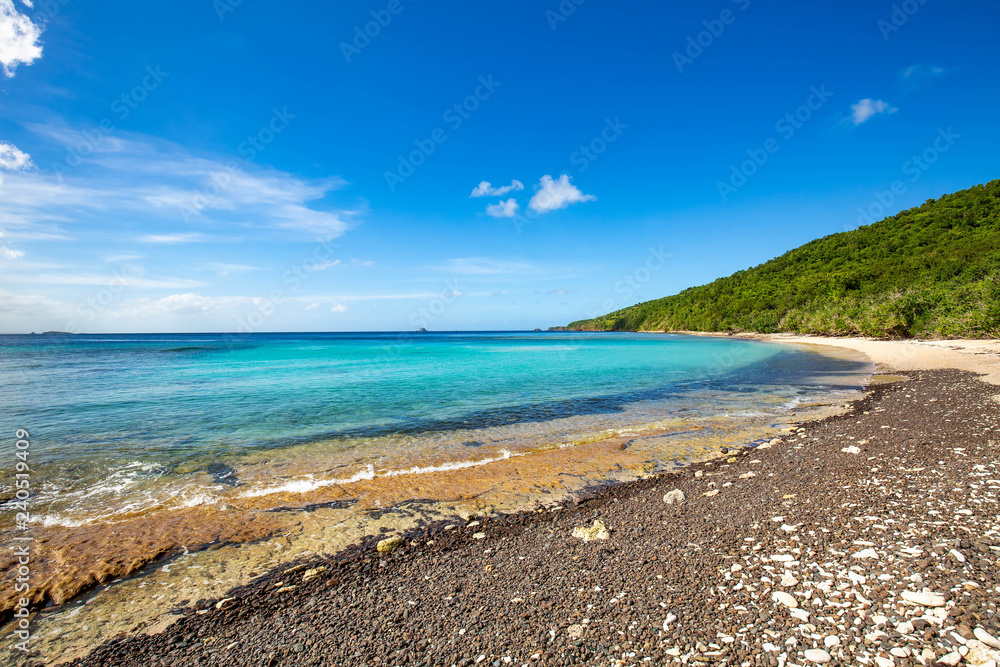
665, 332, 1000, 387
59, 366, 1000, 666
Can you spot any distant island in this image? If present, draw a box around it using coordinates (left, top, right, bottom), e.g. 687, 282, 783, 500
556, 180, 1000, 339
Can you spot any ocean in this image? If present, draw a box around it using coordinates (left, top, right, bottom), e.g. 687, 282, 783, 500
0, 331, 871, 529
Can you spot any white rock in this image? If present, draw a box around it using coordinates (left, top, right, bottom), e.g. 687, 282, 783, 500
875, 657, 895, 667
852, 548, 879, 559
702, 489, 720, 497
824, 636, 840, 649
663, 613, 677, 630
663, 489, 685, 505
790, 608, 811, 623
762, 642, 779, 652
571, 521, 610, 542
891, 647, 912, 658
921, 648, 936, 663
901, 591, 946, 607
803, 648, 831, 663
950, 549, 966, 563
896, 621, 915, 634
965, 640, 1000, 666
781, 573, 799, 587
975, 627, 1000, 649
937, 652, 962, 666
841, 445, 861, 454
771, 554, 795, 562
773, 591, 798, 608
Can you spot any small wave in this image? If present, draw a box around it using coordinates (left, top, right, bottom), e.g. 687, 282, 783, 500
239, 465, 377, 498
382, 449, 520, 477
240, 450, 523, 499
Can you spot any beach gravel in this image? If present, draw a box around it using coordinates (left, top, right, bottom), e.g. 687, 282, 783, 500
62, 370, 1000, 667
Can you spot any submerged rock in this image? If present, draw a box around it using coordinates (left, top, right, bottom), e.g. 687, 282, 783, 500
207, 462, 239, 486
376, 536, 404, 553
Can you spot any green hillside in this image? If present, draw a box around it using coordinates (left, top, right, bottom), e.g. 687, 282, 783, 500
560, 180, 1000, 338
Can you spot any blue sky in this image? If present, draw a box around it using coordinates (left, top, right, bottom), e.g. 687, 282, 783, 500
0, 0, 998, 333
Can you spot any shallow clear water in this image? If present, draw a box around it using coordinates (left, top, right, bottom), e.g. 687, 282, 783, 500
0, 331, 871, 525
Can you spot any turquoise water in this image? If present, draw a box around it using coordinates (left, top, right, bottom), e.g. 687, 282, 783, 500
0, 332, 870, 524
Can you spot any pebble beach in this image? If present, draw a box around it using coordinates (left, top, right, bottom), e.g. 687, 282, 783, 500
56, 363, 1000, 667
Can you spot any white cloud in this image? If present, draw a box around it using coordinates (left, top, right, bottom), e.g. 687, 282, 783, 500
0, 141, 32, 171
330, 303, 347, 313
547, 288, 573, 295
0, 0, 43, 77
1, 245, 24, 259
850, 98, 898, 126
351, 258, 374, 266
305, 301, 320, 310
528, 174, 596, 213
486, 198, 519, 218
470, 179, 524, 198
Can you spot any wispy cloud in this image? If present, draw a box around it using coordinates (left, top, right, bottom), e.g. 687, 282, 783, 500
138, 232, 208, 244
4, 272, 202, 288
311, 259, 340, 271
206, 262, 259, 276
849, 98, 898, 126
351, 258, 375, 266
547, 288, 573, 295
0, 125, 358, 244
470, 179, 524, 198
0, 0, 44, 77
330, 303, 347, 313
528, 174, 596, 213
486, 198, 519, 218
441, 258, 540, 275
898, 64, 947, 89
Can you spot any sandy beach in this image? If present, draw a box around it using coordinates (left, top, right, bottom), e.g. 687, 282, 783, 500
15, 336, 987, 666
744, 336, 1000, 387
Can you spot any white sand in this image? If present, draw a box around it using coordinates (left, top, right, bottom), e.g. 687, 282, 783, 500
749, 334, 1000, 387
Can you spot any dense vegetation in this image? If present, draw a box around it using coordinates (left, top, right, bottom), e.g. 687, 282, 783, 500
560, 180, 1000, 338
